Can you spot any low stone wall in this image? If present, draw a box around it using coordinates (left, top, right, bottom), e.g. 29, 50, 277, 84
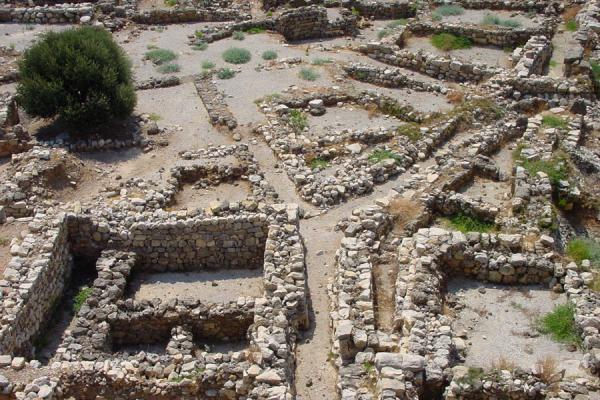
343, 0, 417, 19
276, 5, 328, 41
0, 3, 92, 23
434, 0, 552, 11
344, 63, 446, 92
131, 6, 248, 24
409, 19, 555, 47
358, 42, 500, 82
193, 74, 238, 131
490, 73, 595, 100
135, 76, 181, 91
511, 35, 552, 77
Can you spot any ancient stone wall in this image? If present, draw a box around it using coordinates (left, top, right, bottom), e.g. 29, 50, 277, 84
343, 0, 417, 19
0, 3, 92, 23
344, 63, 446, 92
511, 35, 553, 77
131, 6, 247, 24
275, 5, 329, 41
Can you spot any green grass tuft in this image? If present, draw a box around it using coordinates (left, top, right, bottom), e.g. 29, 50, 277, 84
164, 0, 177, 6
201, 60, 215, 69
194, 30, 204, 39
368, 149, 402, 164
73, 286, 93, 313
444, 213, 496, 233
222, 47, 251, 64
432, 4, 464, 19
566, 237, 600, 267
217, 68, 235, 79
538, 303, 581, 347
542, 115, 568, 129
430, 33, 472, 51
311, 57, 333, 65
481, 13, 521, 28
521, 157, 569, 187
262, 50, 278, 60
192, 41, 208, 51
145, 48, 177, 65
245, 27, 266, 34
386, 19, 407, 28
232, 31, 245, 40
157, 63, 180, 74
549, 59, 558, 68
565, 19, 578, 31
288, 109, 308, 133
148, 113, 161, 121
396, 123, 422, 142
309, 157, 329, 169
298, 68, 320, 81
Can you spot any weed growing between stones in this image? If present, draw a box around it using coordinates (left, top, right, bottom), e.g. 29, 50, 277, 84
309, 157, 329, 169
222, 47, 251, 64
443, 213, 496, 233
565, 19, 578, 31
396, 123, 422, 142
566, 237, 600, 267
541, 115, 568, 129
430, 33, 472, 51
245, 27, 266, 34
262, 50, 277, 60
217, 68, 235, 79
298, 68, 320, 81
538, 303, 582, 347
368, 149, 402, 164
481, 14, 522, 28
288, 109, 308, 133
145, 48, 177, 65
73, 286, 92, 313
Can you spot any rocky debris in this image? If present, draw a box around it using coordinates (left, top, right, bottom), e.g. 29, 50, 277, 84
193, 73, 238, 132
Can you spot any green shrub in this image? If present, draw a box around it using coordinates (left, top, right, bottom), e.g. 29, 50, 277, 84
288, 109, 308, 133
145, 48, 177, 64
17, 26, 136, 129
192, 41, 208, 51
445, 213, 495, 233
538, 303, 581, 347
396, 123, 422, 142
232, 31, 245, 40
312, 57, 333, 65
245, 27, 265, 34
202, 60, 215, 69
222, 47, 251, 64
158, 63, 180, 74
542, 115, 568, 129
565, 19, 578, 31
73, 286, 93, 312
430, 33, 472, 51
309, 157, 329, 169
481, 13, 521, 28
432, 4, 464, 19
217, 68, 235, 79
194, 30, 204, 39
566, 237, 600, 267
368, 149, 402, 164
262, 50, 277, 60
299, 68, 320, 81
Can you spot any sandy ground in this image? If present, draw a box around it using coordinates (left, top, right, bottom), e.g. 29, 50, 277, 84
459, 178, 511, 207
440, 9, 539, 29
549, 27, 574, 78
373, 262, 398, 333
306, 107, 399, 139
0, 24, 69, 51
404, 36, 512, 68
450, 278, 587, 377
127, 269, 264, 303
172, 181, 252, 210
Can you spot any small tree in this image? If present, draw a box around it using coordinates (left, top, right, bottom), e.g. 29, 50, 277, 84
17, 26, 136, 131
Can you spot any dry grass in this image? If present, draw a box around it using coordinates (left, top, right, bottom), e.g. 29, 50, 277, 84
446, 90, 464, 104
491, 356, 516, 371
365, 104, 380, 119
535, 356, 562, 384
387, 198, 424, 232
563, 5, 581, 23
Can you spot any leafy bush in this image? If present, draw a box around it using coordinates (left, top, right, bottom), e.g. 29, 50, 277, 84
145, 48, 177, 64
202, 60, 215, 69
538, 303, 581, 347
432, 4, 464, 19
17, 26, 136, 129
481, 14, 521, 28
430, 33, 472, 51
312, 57, 333, 65
288, 109, 308, 133
299, 68, 320, 81
566, 237, 600, 267
192, 41, 208, 51
232, 31, 245, 40
222, 47, 251, 64
368, 149, 402, 164
542, 114, 568, 129
262, 50, 277, 60
565, 19, 578, 31
73, 286, 93, 312
217, 68, 235, 79
158, 63, 180, 74
445, 213, 496, 233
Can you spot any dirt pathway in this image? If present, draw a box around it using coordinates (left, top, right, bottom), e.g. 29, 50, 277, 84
549, 28, 573, 78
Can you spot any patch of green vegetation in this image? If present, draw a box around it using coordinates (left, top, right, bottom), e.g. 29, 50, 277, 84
245, 27, 266, 34
386, 19, 407, 28
430, 33, 472, 51
549, 59, 558, 68
164, 0, 177, 6
591, 61, 600, 85
262, 50, 278, 60
565, 19, 578, 32
312, 57, 333, 66
444, 213, 496, 233
201, 60, 215, 69
73, 286, 93, 313
298, 68, 320, 81
157, 63, 180, 74
309, 157, 330, 169
432, 4, 464, 20
542, 114, 568, 129
566, 237, 600, 267
351, 6, 360, 16
378, 28, 393, 39
538, 303, 581, 347
194, 30, 204, 39
456, 367, 485, 385
368, 149, 402, 164
232, 31, 245, 40
148, 113, 161, 121
396, 123, 422, 142
192, 41, 208, 51
288, 109, 308, 133
481, 13, 522, 28
363, 361, 375, 373
521, 157, 569, 187
217, 68, 235, 79
145, 48, 177, 65
222, 47, 251, 64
